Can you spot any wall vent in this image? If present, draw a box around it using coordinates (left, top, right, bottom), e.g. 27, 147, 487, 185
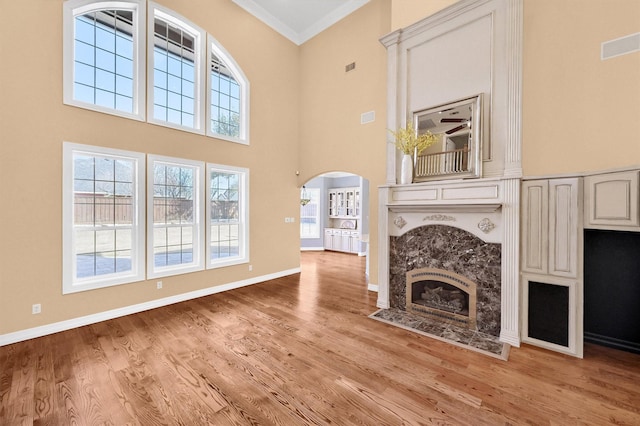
361, 111, 375, 124
345, 62, 356, 72
601, 32, 640, 60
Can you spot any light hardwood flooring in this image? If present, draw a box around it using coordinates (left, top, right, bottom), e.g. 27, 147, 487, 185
1, 251, 639, 425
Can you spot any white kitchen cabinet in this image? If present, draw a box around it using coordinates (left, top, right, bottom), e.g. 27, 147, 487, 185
324, 229, 338, 251
328, 187, 361, 218
328, 190, 338, 217
324, 228, 360, 254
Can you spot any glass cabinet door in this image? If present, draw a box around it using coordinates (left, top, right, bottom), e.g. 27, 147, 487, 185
328, 190, 337, 217
345, 189, 355, 216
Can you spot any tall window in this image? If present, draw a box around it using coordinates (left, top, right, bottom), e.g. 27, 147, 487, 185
300, 187, 321, 239
207, 35, 250, 143
149, 4, 204, 132
63, 0, 145, 120
207, 165, 249, 268
63, 143, 145, 294
147, 156, 204, 278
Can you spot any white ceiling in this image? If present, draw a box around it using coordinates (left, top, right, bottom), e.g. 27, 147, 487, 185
232, 0, 370, 45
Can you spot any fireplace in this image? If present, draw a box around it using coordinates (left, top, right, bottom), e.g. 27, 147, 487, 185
406, 268, 477, 329
388, 222, 502, 337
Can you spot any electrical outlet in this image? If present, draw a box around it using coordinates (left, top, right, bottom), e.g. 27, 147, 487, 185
32, 303, 41, 314
156, 281, 163, 289
248, 264, 253, 271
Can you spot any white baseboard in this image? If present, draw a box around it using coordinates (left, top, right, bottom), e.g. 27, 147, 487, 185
300, 246, 325, 251
0, 268, 301, 347
367, 283, 379, 292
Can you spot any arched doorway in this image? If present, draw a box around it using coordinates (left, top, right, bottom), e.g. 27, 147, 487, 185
299, 172, 370, 280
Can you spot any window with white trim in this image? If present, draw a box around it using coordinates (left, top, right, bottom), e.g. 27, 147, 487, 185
206, 164, 249, 268
207, 35, 250, 143
148, 3, 204, 132
147, 156, 204, 278
64, 1, 250, 143
300, 187, 321, 239
63, 143, 146, 294
63, 0, 146, 120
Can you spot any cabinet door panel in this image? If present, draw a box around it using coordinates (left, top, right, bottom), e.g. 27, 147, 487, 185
521, 181, 549, 274
549, 179, 582, 278
585, 171, 639, 228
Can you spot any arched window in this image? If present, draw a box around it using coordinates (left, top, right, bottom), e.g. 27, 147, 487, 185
207, 35, 250, 144
148, 2, 205, 133
63, 0, 146, 120
64, 1, 250, 144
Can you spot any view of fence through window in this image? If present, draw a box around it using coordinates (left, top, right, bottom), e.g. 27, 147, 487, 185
73, 153, 135, 279
209, 171, 240, 259
73, 9, 135, 112
152, 163, 196, 268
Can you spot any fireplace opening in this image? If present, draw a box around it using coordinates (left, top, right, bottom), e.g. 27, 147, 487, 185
410, 280, 469, 316
406, 268, 477, 330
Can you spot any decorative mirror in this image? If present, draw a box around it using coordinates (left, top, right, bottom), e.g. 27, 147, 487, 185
412, 94, 483, 181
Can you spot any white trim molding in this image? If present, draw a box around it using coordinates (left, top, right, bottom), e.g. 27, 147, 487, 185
0, 268, 301, 347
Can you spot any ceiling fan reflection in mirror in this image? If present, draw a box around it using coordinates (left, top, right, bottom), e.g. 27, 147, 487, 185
440, 117, 471, 135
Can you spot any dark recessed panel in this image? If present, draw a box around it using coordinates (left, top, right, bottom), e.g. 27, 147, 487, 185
528, 281, 569, 347
584, 229, 640, 353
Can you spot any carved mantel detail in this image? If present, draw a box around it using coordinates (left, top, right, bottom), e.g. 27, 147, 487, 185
424, 214, 456, 222
478, 218, 495, 233
393, 216, 407, 229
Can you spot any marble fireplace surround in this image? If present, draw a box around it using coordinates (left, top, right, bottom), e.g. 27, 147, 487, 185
394, 225, 501, 336
377, 178, 522, 347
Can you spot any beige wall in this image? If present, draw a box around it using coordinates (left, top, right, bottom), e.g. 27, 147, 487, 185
2, 0, 639, 338
390, 0, 458, 29
0, 0, 301, 334
298, 0, 392, 286
522, 0, 640, 175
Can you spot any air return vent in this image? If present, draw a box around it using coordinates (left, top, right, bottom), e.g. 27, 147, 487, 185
360, 111, 375, 124
601, 32, 640, 60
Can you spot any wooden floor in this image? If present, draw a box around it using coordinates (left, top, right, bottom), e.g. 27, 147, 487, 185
1, 251, 639, 425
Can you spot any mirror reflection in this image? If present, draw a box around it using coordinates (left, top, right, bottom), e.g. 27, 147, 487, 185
413, 94, 483, 181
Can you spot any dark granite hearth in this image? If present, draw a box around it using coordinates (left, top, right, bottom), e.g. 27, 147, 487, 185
370, 308, 509, 360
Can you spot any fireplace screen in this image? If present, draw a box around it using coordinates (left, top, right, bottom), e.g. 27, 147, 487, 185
406, 268, 477, 329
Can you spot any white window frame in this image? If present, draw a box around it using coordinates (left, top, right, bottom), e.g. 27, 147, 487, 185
147, 155, 205, 278
147, 2, 205, 134
206, 34, 250, 145
63, 0, 146, 121
300, 187, 321, 239
62, 142, 146, 294
206, 164, 249, 269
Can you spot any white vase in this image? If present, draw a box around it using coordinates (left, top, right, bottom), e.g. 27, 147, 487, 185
400, 154, 413, 184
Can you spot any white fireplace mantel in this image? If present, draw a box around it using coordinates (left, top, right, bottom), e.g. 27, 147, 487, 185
378, 0, 523, 347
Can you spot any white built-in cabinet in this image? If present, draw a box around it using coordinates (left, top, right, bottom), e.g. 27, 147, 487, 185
324, 229, 360, 254
328, 187, 360, 218
325, 187, 362, 254
521, 178, 584, 358
584, 170, 639, 230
